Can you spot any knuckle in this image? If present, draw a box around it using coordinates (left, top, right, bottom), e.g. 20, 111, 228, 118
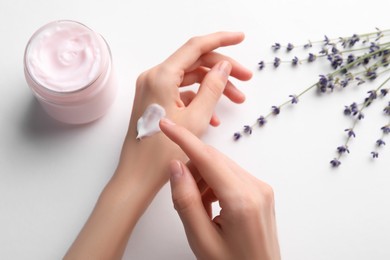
135, 71, 147, 90
136, 69, 155, 91
136, 67, 162, 93
228, 183, 275, 219
185, 35, 211, 54
186, 36, 201, 48
202, 145, 222, 160
172, 191, 198, 213
202, 78, 224, 100
260, 183, 275, 204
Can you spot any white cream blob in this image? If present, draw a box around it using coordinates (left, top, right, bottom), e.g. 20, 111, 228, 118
25, 21, 102, 92
136, 104, 166, 140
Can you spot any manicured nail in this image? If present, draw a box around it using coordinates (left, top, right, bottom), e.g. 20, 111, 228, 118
170, 160, 183, 181
218, 61, 232, 76
160, 117, 176, 126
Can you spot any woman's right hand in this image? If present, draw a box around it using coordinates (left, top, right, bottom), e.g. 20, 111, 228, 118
160, 118, 281, 260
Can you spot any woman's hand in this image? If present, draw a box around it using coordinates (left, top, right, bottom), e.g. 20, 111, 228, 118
128, 31, 252, 139
160, 118, 281, 260
118, 31, 252, 188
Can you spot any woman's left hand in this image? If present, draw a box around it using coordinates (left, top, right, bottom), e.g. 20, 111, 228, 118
128, 31, 252, 139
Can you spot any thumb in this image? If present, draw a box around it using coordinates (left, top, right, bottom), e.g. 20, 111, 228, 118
169, 160, 220, 256
189, 60, 232, 119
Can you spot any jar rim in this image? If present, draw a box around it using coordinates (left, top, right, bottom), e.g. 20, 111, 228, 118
24, 20, 106, 95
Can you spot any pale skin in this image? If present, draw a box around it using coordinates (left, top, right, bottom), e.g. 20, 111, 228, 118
64, 32, 280, 260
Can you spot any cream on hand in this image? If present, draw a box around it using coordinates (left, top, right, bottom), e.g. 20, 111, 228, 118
136, 104, 166, 140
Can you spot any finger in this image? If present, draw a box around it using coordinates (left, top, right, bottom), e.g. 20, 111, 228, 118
209, 112, 220, 127
188, 60, 231, 120
197, 178, 209, 195
169, 160, 220, 254
181, 68, 246, 104
222, 83, 245, 104
180, 67, 209, 86
160, 118, 236, 192
179, 91, 220, 126
164, 32, 245, 72
188, 52, 252, 81
180, 91, 196, 106
186, 161, 201, 183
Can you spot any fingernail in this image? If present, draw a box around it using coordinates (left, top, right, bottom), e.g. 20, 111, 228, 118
170, 160, 183, 181
218, 61, 232, 76
160, 117, 176, 126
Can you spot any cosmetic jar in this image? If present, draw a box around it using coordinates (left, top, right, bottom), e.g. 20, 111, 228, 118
24, 20, 117, 124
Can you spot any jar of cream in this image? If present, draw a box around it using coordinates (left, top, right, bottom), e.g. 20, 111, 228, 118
24, 20, 117, 124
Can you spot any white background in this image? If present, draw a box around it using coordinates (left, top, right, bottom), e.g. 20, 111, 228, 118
1, 0, 390, 259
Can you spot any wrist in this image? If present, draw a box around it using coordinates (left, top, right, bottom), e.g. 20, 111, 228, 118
117, 131, 187, 188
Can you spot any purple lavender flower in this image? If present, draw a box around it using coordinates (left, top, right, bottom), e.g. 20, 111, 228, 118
369, 42, 380, 53
330, 158, 341, 167
272, 43, 281, 51
367, 90, 378, 100
340, 79, 349, 88
257, 116, 267, 126
258, 61, 265, 70
289, 95, 299, 104
347, 54, 355, 64
308, 53, 316, 62
344, 103, 359, 116
331, 46, 339, 54
365, 90, 377, 106
271, 106, 280, 115
345, 128, 356, 138
243, 125, 253, 135
337, 145, 350, 154
371, 151, 379, 158
292, 56, 299, 66
304, 41, 312, 49
273, 57, 281, 68
381, 89, 389, 97
331, 55, 343, 69
319, 47, 328, 55
344, 106, 352, 116
366, 70, 377, 80
363, 56, 371, 65
287, 43, 294, 52
381, 57, 389, 67
340, 37, 347, 48
349, 34, 360, 47
233, 132, 242, 141
358, 112, 365, 120
384, 102, 390, 115
324, 35, 330, 45
381, 125, 390, 134
327, 81, 335, 92
356, 77, 365, 85
376, 139, 386, 146
318, 75, 329, 93
350, 102, 359, 115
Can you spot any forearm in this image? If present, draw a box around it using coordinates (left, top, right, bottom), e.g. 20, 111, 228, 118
64, 134, 186, 259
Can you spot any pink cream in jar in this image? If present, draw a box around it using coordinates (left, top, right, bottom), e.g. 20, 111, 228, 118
24, 20, 117, 124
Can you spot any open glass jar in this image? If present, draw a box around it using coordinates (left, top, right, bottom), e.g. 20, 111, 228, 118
24, 20, 117, 124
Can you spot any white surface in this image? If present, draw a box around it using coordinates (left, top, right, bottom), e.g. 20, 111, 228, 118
1, 0, 389, 259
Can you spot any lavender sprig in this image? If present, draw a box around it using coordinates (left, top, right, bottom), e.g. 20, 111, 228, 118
331, 77, 389, 167
371, 114, 390, 159
235, 29, 390, 167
